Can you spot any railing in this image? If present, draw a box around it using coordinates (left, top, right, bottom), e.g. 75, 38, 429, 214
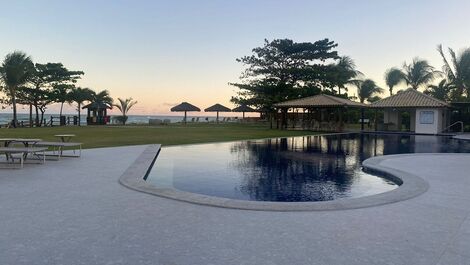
443, 121, 464, 133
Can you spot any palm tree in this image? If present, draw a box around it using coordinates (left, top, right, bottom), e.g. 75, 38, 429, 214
51, 84, 74, 117
402, 58, 439, 90
91, 89, 113, 106
113, 98, 138, 125
384, 67, 404, 95
69, 87, 93, 126
425, 79, 453, 101
437, 44, 470, 100
353, 79, 384, 103
335, 56, 363, 95
0, 51, 34, 126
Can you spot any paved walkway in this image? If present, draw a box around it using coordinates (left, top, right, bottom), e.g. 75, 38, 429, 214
0, 146, 469, 265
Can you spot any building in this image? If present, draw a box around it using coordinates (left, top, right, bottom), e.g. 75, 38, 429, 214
371, 88, 451, 134
274, 94, 367, 131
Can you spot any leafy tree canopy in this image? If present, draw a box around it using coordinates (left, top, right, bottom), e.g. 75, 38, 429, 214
230, 38, 356, 111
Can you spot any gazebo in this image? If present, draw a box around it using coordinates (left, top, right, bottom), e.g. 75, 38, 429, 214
204, 103, 231, 123
232, 104, 257, 119
171, 102, 201, 124
82, 102, 112, 125
274, 94, 367, 131
370, 88, 451, 134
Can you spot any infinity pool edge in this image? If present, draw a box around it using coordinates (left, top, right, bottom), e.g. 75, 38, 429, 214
119, 144, 430, 211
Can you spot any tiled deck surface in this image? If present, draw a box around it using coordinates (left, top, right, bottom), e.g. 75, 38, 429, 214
0, 145, 469, 265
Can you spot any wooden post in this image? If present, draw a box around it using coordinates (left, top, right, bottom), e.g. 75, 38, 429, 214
374, 109, 378, 131
339, 108, 343, 132
361, 108, 365, 131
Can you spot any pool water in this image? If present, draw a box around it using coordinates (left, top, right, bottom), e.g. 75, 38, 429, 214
145, 133, 470, 202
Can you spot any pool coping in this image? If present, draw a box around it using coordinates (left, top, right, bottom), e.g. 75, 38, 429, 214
119, 144, 430, 211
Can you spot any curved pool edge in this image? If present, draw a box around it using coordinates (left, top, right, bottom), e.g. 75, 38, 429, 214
119, 145, 430, 211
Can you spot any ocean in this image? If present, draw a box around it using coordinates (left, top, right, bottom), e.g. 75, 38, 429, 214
0, 113, 237, 125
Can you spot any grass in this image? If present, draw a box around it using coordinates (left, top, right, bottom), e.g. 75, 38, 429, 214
0, 123, 318, 149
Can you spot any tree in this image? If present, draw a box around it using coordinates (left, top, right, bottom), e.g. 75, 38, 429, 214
16, 86, 53, 126
45, 63, 84, 116
113, 98, 137, 125
437, 44, 470, 100
90, 89, 113, 106
353, 79, 384, 103
21, 62, 84, 126
425, 79, 453, 101
69, 87, 93, 126
230, 38, 343, 112
402, 58, 439, 90
334, 56, 362, 95
384, 67, 404, 95
51, 84, 75, 116
0, 51, 34, 127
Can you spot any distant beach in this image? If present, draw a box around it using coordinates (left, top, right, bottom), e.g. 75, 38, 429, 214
0, 113, 241, 125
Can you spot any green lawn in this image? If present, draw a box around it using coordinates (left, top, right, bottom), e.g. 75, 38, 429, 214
0, 123, 317, 149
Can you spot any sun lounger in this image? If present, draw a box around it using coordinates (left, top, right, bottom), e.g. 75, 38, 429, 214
149, 119, 163, 125
34, 142, 82, 159
0, 147, 47, 168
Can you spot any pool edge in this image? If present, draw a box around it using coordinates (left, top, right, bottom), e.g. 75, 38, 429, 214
119, 145, 430, 211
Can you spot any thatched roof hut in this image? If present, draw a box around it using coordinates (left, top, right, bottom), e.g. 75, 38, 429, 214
232, 104, 257, 119
204, 103, 231, 123
171, 102, 201, 124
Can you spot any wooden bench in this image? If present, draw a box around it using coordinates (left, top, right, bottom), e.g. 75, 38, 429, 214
0, 147, 48, 168
34, 142, 82, 159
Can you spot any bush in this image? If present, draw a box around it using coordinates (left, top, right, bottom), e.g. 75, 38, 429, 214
113, 115, 128, 125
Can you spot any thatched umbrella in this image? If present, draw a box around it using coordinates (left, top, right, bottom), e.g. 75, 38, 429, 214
232, 104, 256, 119
171, 102, 201, 124
204, 103, 231, 123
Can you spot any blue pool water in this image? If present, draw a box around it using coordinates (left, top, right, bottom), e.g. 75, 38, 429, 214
145, 133, 470, 202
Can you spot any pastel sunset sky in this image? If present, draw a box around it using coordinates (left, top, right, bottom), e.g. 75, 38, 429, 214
1, 0, 469, 115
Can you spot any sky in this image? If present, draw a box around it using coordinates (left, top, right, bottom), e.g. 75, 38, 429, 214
1, 0, 470, 115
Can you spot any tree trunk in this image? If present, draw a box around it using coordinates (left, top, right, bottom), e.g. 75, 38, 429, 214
11, 92, 17, 128
78, 103, 81, 126
29, 104, 33, 127
34, 103, 40, 127
60, 102, 64, 116
40, 108, 45, 127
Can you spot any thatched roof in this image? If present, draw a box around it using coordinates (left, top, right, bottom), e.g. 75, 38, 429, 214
371, 88, 449, 108
274, 94, 366, 108
170, 102, 201, 112
82, 102, 112, 110
232, 104, 257, 113
204, 103, 231, 112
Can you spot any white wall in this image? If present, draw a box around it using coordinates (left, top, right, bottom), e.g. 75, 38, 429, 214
414, 109, 444, 134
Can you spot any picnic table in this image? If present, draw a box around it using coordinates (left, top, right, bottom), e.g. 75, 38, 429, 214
0, 138, 42, 147
0, 138, 43, 160
54, 134, 76, 142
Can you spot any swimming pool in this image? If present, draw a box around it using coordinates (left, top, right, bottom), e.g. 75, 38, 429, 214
145, 133, 470, 202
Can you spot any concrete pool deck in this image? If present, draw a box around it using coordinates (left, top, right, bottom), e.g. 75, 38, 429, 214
0, 145, 469, 265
